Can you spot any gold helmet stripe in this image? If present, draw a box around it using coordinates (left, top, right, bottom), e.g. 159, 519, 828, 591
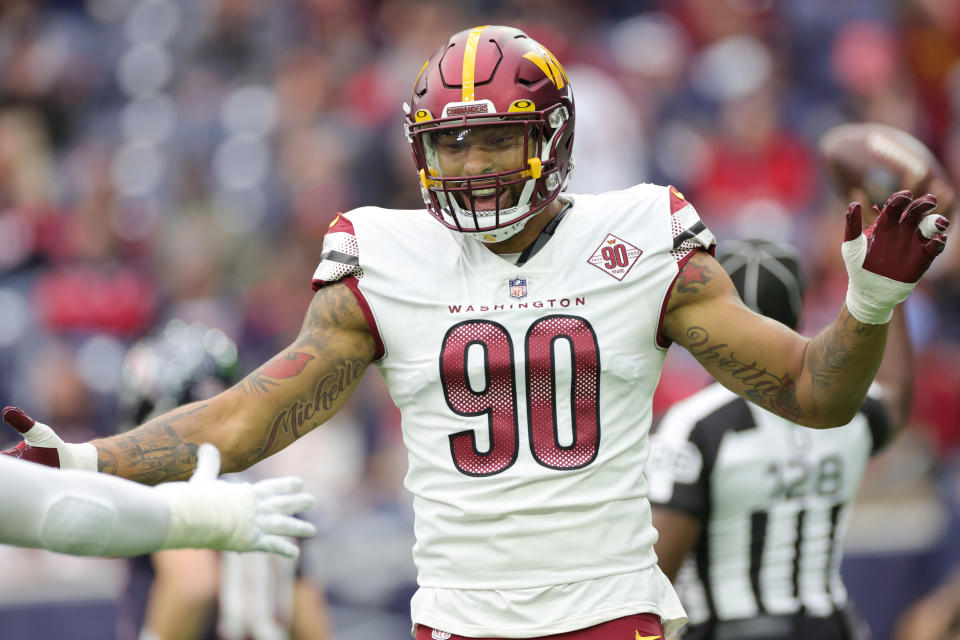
522, 46, 567, 89
412, 58, 429, 90
461, 25, 489, 102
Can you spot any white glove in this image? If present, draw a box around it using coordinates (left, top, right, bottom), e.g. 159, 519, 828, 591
155, 444, 316, 558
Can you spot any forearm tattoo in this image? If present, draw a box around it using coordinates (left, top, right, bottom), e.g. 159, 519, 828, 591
97, 404, 207, 484
686, 326, 803, 420
806, 312, 878, 391
242, 358, 366, 466
239, 351, 316, 396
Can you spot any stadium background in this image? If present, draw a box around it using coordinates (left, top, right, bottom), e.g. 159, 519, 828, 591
0, 0, 958, 638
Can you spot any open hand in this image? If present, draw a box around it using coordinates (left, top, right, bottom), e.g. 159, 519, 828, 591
845, 190, 949, 284
157, 444, 317, 558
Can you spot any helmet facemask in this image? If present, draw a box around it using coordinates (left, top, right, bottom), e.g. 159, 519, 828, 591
407, 103, 573, 243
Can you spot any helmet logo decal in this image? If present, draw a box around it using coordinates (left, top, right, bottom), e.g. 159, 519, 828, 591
461, 25, 490, 102
441, 99, 495, 118
522, 46, 568, 89
446, 103, 489, 116
414, 108, 433, 122
508, 99, 535, 112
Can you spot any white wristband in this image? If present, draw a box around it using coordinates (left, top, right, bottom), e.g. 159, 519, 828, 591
22, 423, 99, 472
841, 234, 916, 324
154, 479, 254, 551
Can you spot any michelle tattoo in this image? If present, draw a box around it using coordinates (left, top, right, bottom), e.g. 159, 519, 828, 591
243, 358, 366, 465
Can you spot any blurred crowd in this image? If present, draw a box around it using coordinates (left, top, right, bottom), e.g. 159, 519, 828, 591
0, 0, 958, 639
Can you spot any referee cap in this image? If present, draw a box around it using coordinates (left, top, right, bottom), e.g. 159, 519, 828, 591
716, 238, 807, 329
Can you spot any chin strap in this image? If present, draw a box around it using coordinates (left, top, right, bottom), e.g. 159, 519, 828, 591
472, 197, 571, 246
471, 217, 532, 243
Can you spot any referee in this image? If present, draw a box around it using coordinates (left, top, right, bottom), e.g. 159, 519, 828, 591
648, 238, 912, 640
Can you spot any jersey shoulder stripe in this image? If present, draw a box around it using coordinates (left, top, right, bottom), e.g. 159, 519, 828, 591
312, 213, 362, 289
666, 185, 715, 262
310, 211, 385, 359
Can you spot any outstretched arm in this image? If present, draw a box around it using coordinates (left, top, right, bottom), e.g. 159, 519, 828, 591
91, 282, 376, 483
0, 444, 315, 557
662, 192, 946, 428
662, 251, 885, 427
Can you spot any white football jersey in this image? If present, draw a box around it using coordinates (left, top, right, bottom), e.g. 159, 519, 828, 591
648, 383, 891, 629
312, 184, 715, 637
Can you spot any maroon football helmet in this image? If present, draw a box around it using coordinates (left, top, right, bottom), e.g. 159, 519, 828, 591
404, 25, 576, 242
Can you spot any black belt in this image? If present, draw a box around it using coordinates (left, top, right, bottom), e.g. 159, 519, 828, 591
690, 606, 870, 640
713, 615, 793, 640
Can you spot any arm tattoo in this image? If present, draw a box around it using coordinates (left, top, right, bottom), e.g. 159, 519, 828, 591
807, 313, 875, 391
242, 358, 366, 465
676, 259, 711, 294
97, 404, 207, 483
686, 326, 803, 420
239, 351, 316, 396
296, 285, 364, 352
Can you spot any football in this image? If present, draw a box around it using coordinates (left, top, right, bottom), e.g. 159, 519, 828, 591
818, 123, 955, 218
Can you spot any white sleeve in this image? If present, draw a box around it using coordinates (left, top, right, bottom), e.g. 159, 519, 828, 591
0, 455, 170, 556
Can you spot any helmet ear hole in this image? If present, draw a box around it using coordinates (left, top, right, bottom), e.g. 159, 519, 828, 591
547, 106, 569, 130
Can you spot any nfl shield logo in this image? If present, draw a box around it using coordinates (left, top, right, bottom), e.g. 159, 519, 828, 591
431, 631, 452, 640
509, 277, 527, 299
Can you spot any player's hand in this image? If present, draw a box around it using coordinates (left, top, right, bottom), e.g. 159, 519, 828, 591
842, 191, 949, 324
848, 190, 949, 281
1, 406, 99, 471
156, 443, 317, 558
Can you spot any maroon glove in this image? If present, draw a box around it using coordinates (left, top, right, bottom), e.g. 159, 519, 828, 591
843, 191, 950, 324
2, 406, 86, 468
847, 190, 949, 281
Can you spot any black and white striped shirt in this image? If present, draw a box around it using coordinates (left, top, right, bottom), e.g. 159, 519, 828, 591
648, 383, 890, 632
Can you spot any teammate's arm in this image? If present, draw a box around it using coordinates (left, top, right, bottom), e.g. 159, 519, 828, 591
142, 549, 219, 640
0, 445, 315, 557
290, 578, 334, 640
90, 282, 375, 483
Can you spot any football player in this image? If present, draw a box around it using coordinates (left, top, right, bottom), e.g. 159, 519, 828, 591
0, 432, 315, 558
1, 25, 950, 640
648, 238, 909, 640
